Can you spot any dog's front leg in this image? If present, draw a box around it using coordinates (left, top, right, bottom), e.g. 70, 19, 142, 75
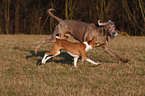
85, 59, 101, 65
102, 41, 129, 63
80, 50, 101, 66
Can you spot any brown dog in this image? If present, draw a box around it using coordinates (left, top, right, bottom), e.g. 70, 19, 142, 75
41, 36, 100, 67
36, 8, 129, 63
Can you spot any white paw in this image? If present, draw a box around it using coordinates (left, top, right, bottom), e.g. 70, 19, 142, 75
41, 59, 46, 64
94, 63, 101, 65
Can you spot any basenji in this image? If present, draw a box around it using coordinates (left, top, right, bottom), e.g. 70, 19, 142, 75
41, 35, 101, 67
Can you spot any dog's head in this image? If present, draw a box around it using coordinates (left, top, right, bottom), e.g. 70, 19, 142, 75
98, 20, 118, 39
87, 36, 95, 48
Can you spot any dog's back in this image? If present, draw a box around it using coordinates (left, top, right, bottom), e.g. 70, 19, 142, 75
41, 36, 100, 67
55, 39, 86, 55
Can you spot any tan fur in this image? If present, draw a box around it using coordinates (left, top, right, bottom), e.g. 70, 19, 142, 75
46, 37, 94, 60
41, 37, 100, 67
36, 8, 129, 63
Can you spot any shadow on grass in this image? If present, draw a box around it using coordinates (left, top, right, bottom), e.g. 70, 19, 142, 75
38, 52, 74, 66
35, 52, 74, 66
13, 47, 113, 67
13, 47, 74, 66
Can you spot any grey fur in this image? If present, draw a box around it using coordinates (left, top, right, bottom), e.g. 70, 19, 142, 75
34, 8, 128, 63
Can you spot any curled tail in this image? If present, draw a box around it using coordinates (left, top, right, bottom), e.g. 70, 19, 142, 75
47, 8, 62, 22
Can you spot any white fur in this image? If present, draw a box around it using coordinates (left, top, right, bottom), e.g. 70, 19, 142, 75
83, 41, 92, 52
83, 42, 101, 65
74, 57, 78, 67
66, 51, 79, 67
86, 59, 100, 65
42, 51, 61, 64
114, 32, 118, 37
42, 54, 48, 64
66, 51, 79, 58
55, 36, 60, 39
41, 41, 101, 67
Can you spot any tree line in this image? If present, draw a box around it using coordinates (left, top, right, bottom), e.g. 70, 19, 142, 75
0, 0, 144, 35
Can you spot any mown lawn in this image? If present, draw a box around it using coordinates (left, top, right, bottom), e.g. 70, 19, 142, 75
0, 35, 145, 96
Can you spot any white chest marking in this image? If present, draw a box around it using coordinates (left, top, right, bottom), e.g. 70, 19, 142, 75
83, 42, 92, 52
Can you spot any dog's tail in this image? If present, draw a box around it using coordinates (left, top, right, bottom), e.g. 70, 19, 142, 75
47, 8, 62, 22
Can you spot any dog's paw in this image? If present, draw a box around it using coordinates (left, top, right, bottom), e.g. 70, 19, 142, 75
95, 63, 101, 65
41, 60, 46, 64
121, 58, 129, 63
34, 50, 38, 55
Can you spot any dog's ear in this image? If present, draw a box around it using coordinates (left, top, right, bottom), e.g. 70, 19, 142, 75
86, 37, 90, 42
90, 36, 95, 42
92, 36, 95, 41
56, 33, 61, 37
55, 33, 61, 39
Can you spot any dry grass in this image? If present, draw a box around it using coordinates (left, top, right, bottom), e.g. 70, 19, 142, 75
0, 35, 145, 96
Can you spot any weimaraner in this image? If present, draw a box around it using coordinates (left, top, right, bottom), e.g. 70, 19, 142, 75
34, 8, 129, 63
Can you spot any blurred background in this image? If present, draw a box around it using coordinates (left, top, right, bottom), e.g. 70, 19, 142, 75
0, 0, 144, 35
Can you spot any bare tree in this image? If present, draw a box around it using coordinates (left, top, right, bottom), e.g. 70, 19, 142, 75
0, 0, 144, 35
65, 0, 77, 20
90, 0, 114, 21
49, 0, 57, 33
122, 0, 145, 35
4, 0, 10, 34
0, 1, 4, 34
14, 0, 20, 34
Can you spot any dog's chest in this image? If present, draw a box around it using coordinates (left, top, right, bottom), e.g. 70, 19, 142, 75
83, 42, 92, 52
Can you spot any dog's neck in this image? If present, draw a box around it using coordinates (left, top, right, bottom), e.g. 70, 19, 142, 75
83, 41, 92, 52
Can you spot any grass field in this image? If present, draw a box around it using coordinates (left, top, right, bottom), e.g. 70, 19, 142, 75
0, 35, 145, 96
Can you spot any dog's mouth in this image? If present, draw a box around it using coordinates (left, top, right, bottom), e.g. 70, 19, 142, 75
108, 32, 118, 39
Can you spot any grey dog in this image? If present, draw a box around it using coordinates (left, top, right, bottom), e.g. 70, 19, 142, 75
34, 8, 128, 63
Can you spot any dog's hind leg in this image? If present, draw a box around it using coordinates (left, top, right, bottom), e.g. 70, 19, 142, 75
42, 50, 61, 64
42, 53, 51, 64
34, 36, 55, 54
42, 42, 61, 64
34, 24, 61, 54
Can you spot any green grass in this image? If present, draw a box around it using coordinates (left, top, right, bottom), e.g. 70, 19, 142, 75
0, 35, 145, 96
